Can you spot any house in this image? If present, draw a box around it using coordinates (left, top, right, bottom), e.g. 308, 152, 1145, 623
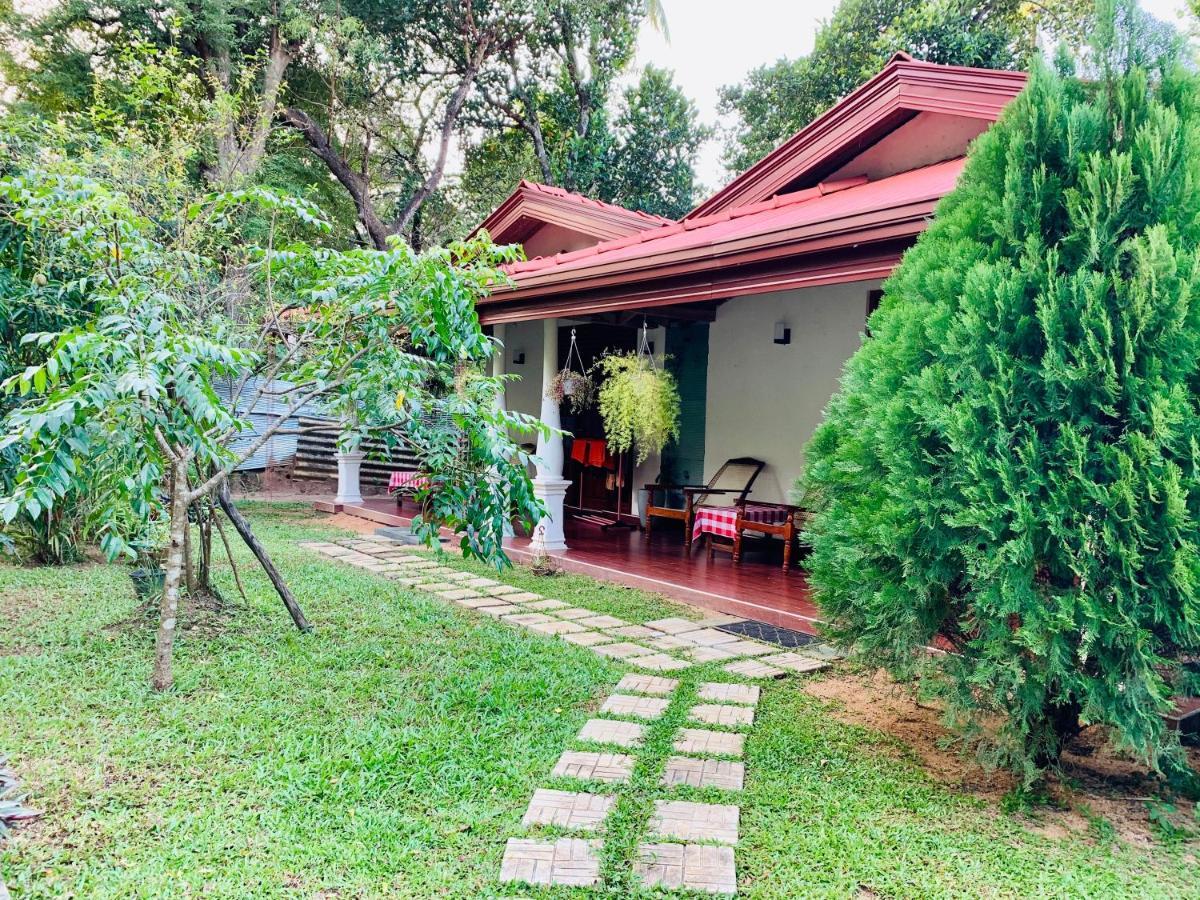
333, 54, 1027, 629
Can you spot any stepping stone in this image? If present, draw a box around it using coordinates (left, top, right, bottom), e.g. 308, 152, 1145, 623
563, 631, 615, 647
522, 789, 615, 831
463, 577, 499, 588
417, 581, 461, 592
591, 641, 654, 660
484, 585, 523, 596
455, 595, 506, 609
648, 634, 694, 651
801, 642, 845, 661
694, 614, 744, 627
674, 729, 745, 758
662, 756, 744, 791
684, 645, 737, 663
578, 718, 645, 748
552, 607, 596, 620
552, 750, 635, 783
674, 628, 740, 647
699, 683, 760, 705
631, 653, 692, 672
606, 624, 659, 640
504, 592, 544, 604
635, 843, 736, 895
434, 589, 482, 601
501, 613, 556, 626
616, 674, 679, 696
712, 639, 775, 658
760, 652, 830, 674
723, 659, 787, 680
580, 615, 627, 629
644, 617, 702, 635
600, 694, 670, 720
529, 619, 586, 635
526, 599, 569, 611
500, 837, 602, 887
689, 704, 754, 728
385, 575, 426, 586
650, 800, 739, 845
476, 603, 517, 616
440, 571, 473, 581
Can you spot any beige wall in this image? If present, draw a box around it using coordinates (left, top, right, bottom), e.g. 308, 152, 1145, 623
830, 111, 987, 182
702, 280, 882, 504
522, 224, 600, 258
501, 319, 546, 421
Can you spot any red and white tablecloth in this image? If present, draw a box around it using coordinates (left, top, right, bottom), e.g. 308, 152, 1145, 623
388, 470, 431, 493
692, 504, 789, 542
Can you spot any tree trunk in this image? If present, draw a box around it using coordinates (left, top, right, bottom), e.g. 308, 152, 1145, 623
217, 482, 312, 632
152, 459, 190, 692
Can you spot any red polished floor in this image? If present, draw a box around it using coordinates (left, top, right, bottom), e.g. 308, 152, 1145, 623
329, 497, 823, 634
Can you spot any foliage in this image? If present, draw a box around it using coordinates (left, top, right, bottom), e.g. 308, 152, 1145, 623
802, 3, 1200, 783
545, 369, 596, 414
718, 0, 1089, 176
594, 351, 679, 464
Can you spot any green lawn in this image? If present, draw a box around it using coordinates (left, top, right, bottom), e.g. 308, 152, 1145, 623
0, 503, 1196, 898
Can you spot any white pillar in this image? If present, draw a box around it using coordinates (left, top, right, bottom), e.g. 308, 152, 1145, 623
531, 318, 571, 551
334, 450, 366, 506
491, 323, 507, 413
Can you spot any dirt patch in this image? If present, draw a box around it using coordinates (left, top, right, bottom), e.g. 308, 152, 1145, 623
804, 668, 1200, 847
322, 512, 387, 536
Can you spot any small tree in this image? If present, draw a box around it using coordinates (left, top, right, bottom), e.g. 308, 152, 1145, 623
803, 3, 1200, 784
0, 134, 544, 692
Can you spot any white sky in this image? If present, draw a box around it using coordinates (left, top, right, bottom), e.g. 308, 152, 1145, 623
634, 0, 1197, 191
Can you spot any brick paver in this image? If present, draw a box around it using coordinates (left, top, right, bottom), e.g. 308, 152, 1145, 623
484, 584, 523, 596
500, 837, 601, 887
504, 592, 545, 604
673, 729, 745, 758
552, 750, 635, 783
714, 639, 775, 657
529, 619, 586, 635
476, 603, 517, 616
616, 674, 679, 696
501, 612, 556, 626
650, 800, 739, 845
674, 628, 740, 647
579, 615, 627, 629
662, 756, 745, 791
699, 683, 760, 705
454, 595, 506, 609
591, 641, 654, 660
552, 607, 597, 620
562, 631, 615, 647
522, 789, 615, 831
723, 659, 787, 680
689, 704, 755, 728
635, 843, 736, 895
578, 718, 645, 748
606, 624, 659, 639
601, 694, 670, 720
526, 599, 569, 611
647, 634, 694, 651
630, 653, 692, 672
644, 617, 702, 634
685, 645, 737, 663
760, 652, 829, 674
434, 588, 483, 601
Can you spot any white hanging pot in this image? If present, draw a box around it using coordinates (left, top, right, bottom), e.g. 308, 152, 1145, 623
562, 375, 578, 397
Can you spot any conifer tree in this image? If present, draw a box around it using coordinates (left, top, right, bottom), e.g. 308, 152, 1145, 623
803, 1, 1200, 783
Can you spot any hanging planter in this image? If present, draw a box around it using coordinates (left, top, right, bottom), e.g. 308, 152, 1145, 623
594, 324, 680, 465
545, 328, 596, 414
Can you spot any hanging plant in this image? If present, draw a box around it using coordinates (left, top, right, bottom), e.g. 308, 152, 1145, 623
544, 328, 596, 414
594, 344, 680, 465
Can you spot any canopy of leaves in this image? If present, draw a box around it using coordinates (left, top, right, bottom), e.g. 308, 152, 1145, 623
595, 351, 680, 464
802, 4, 1200, 783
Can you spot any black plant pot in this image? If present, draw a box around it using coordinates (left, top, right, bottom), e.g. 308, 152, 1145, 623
129, 567, 165, 601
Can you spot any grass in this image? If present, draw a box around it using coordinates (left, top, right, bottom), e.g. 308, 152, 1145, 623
0, 502, 1195, 897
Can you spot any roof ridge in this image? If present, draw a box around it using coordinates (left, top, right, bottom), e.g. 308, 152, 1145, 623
517, 180, 673, 224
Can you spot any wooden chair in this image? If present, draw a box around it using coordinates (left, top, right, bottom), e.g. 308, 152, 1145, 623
643, 457, 765, 548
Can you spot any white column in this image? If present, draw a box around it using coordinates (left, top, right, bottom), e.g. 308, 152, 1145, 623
334, 450, 366, 506
531, 318, 571, 551
491, 323, 507, 413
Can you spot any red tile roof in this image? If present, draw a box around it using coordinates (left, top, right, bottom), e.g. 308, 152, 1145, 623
514, 180, 674, 226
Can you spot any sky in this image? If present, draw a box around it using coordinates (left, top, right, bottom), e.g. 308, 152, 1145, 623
634, 0, 1197, 191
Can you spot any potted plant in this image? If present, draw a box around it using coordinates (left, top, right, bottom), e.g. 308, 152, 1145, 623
546, 368, 597, 414
594, 350, 681, 464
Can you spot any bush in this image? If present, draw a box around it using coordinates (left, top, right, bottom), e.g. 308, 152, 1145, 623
803, 8, 1200, 783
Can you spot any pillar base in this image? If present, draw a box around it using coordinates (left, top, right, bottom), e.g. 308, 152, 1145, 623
529, 476, 572, 552
334, 450, 366, 506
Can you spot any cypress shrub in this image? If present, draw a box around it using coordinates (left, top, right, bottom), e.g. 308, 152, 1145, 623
803, 6, 1200, 782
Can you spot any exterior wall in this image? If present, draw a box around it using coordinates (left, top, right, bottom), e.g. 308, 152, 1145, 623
830, 111, 987, 182
702, 280, 883, 504
501, 319, 546, 420
522, 224, 600, 259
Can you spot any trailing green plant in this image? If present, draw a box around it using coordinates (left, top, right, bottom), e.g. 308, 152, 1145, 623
802, 0, 1200, 785
594, 350, 680, 464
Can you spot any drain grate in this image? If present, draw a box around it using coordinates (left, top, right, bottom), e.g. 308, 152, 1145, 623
717, 619, 817, 648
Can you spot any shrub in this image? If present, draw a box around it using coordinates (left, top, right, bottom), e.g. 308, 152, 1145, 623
803, 6, 1200, 783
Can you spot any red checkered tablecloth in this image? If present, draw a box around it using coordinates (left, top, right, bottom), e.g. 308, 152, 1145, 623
388, 470, 431, 493
692, 504, 789, 542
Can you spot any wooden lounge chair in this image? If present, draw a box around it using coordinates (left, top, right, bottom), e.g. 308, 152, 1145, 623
643, 457, 766, 548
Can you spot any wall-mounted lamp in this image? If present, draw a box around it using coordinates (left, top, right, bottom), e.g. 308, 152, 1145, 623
512, 349, 526, 365
773, 321, 791, 346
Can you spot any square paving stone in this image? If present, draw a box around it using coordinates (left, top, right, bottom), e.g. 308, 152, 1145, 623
463, 577, 499, 588
674, 628, 741, 647
455, 595, 506, 609
650, 800, 739, 845
636, 842, 736, 895
385, 575, 426, 586
563, 631, 615, 647
685, 645, 737, 663
417, 581, 461, 592
504, 592, 544, 604
552, 750, 635, 783
476, 603, 518, 616
644, 617, 703, 635
580, 615, 627, 629
484, 584, 523, 596
591, 641, 654, 660
526, 598, 569, 611
662, 756, 744, 791
500, 837, 602, 887
606, 624, 659, 640
616, 674, 679, 696
648, 634, 694, 651
689, 704, 755, 728
801, 642, 846, 661
501, 612, 556, 626
552, 607, 597, 620
631, 653, 692, 672
723, 659, 787, 680
439, 571, 473, 581
522, 789, 615, 831
715, 640, 776, 658
760, 652, 830, 674
694, 614, 744, 627
529, 619, 586, 635
699, 683, 760, 705
434, 589, 483, 601
601, 694, 670, 720
674, 728, 745, 758
578, 718, 645, 748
